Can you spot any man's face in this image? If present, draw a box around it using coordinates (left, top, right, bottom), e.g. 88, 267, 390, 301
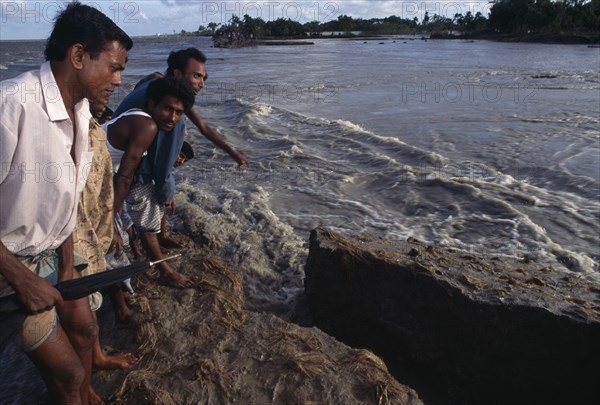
78, 40, 127, 106
149, 95, 185, 132
176, 58, 206, 96
174, 153, 187, 168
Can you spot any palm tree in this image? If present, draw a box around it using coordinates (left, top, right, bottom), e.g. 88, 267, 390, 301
207, 22, 218, 33
229, 15, 241, 30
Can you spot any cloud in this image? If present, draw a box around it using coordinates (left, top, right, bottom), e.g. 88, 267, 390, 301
137, 10, 149, 22
159, 0, 178, 6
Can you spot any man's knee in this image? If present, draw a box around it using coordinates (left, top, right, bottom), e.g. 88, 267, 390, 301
67, 320, 99, 350
59, 301, 99, 350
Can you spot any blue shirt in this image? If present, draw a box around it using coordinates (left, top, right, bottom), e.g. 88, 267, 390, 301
113, 80, 185, 203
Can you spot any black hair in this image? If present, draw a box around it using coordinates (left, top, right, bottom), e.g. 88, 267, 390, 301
146, 77, 195, 112
166, 48, 207, 76
180, 141, 194, 160
45, 2, 133, 61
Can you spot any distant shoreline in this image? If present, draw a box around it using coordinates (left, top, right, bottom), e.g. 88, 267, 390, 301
3, 32, 598, 46
287, 32, 600, 45
430, 32, 600, 45
221, 32, 600, 46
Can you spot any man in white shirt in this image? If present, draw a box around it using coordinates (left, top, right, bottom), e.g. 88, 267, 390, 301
0, 2, 132, 404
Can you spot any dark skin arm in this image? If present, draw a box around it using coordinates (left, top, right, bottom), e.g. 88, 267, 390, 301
109, 116, 159, 253
0, 241, 63, 314
56, 234, 76, 283
185, 107, 249, 166
111, 115, 159, 214
134, 73, 249, 166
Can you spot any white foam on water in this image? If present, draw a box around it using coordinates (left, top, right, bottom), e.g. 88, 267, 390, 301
173, 183, 306, 314
333, 119, 370, 133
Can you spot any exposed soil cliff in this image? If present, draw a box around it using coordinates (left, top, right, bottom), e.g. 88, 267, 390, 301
305, 227, 600, 405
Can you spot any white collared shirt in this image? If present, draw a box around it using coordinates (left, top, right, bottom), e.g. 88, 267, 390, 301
0, 62, 93, 256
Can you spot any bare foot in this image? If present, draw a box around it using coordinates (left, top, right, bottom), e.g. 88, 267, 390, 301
89, 387, 105, 405
159, 271, 194, 289
133, 289, 162, 300
94, 352, 138, 370
158, 235, 184, 249
117, 309, 155, 326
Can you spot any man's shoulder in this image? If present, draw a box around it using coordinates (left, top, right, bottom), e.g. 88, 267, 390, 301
0, 70, 44, 122
125, 113, 155, 125
1, 69, 40, 85
112, 110, 156, 134
114, 109, 152, 123
1, 70, 41, 100
133, 72, 163, 90
114, 83, 149, 116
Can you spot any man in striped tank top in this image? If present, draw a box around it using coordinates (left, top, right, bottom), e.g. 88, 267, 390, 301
104, 77, 195, 288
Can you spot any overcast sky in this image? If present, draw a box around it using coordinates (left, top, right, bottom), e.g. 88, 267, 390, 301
0, 0, 491, 40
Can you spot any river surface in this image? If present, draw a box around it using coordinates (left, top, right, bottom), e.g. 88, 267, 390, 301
1, 36, 599, 313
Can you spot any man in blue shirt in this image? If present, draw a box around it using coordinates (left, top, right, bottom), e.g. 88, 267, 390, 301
114, 48, 248, 209
113, 48, 248, 287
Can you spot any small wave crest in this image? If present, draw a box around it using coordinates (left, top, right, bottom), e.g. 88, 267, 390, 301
248, 103, 272, 117
333, 119, 370, 133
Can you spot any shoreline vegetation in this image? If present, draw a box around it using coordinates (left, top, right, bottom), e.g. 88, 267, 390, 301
174, 0, 600, 47
2, 1, 597, 44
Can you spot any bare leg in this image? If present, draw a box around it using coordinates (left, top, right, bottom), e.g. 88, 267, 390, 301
27, 324, 85, 405
86, 346, 107, 405
159, 211, 167, 240
111, 289, 153, 325
88, 388, 105, 405
91, 311, 137, 369
58, 298, 98, 405
140, 231, 191, 288
158, 212, 183, 249
93, 350, 138, 369
126, 225, 145, 260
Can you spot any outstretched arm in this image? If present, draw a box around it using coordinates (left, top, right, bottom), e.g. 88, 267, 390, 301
185, 107, 249, 166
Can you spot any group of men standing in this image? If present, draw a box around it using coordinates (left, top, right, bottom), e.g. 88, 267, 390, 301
0, 2, 247, 404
